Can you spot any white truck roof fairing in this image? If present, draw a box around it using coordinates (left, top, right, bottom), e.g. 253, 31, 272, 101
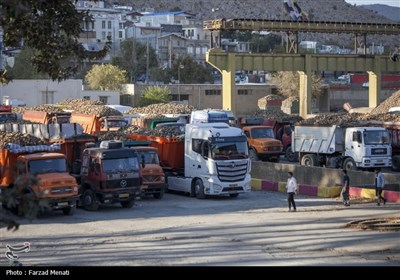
185, 123, 244, 139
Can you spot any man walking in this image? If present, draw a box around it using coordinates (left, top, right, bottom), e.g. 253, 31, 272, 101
375, 168, 386, 206
286, 172, 298, 212
341, 170, 350, 206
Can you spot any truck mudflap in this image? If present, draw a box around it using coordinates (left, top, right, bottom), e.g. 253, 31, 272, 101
46, 195, 79, 210
96, 188, 142, 204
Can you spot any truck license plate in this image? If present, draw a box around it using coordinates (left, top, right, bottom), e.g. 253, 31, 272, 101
119, 193, 129, 198
57, 202, 68, 207
141, 185, 148, 189
229, 184, 238, 187
377, 160, 383, 163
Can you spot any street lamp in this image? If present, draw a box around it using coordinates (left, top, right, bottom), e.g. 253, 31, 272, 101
178, 64, 184, 102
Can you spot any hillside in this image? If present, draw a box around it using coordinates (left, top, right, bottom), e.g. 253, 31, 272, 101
361, 4, 400, 22
108, 0, 395, 23
107, 0, 398, 48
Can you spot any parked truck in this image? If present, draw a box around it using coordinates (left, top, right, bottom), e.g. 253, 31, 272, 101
70, 112, 127, 135
73, 140, 142, 210
238, 117, 283, 162
262, 119, 297, 162
293, 125, 392, 170
129, 146, 166, 199
23, 110, 71, 124
0, 105, 18, 123
130, 123, 251, 198
0, 144, 79, 215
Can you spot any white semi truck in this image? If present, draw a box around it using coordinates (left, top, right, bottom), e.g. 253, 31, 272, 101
167, 123, 252, 198
293, 125, 392, 170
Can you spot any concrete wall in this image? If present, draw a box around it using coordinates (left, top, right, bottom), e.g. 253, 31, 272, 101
329, 88, 396, 110
2, 80, 120, 106
121, 83, 329, 116
251, 161, 400, 188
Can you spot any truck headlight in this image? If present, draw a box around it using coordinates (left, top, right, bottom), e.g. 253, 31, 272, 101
41, 189, 49, 195
73, 186, 78, 192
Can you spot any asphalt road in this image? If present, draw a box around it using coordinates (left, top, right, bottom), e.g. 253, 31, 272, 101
1, 191, 399, 266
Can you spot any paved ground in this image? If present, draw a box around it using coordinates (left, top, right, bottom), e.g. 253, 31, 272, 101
1, 191, 399, 266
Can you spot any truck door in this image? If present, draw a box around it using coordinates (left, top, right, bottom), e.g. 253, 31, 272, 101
345, 130, 363, 163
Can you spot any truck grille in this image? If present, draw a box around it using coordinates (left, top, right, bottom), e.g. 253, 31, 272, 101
216, 161, 248, 182
143, 176, 161, 182
371, 148, 387, 155
105, 178, 141, 189
50, 187, 74, 195
268, 146, 282, 152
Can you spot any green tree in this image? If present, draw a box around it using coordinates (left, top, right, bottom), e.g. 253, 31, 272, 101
172, 55, 213, 84
112, 39, 158, 83
85, 64, 127, 91
7, 47, 48, 79
140, 86, 172, 106
0, 0, 108, 83
271, 71, 323, 98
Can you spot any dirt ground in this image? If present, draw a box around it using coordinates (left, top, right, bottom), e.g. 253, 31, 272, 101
1, 191, 399, 266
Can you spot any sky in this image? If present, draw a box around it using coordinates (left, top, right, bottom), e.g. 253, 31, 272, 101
345, 0, 400, 8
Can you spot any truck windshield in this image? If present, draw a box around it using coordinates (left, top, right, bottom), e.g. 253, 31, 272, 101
211, 141, 248, 160
137, 151, 160, 164
251, 128, 274, 139
102, 157, 139, 173
0, 113, 17, 123
107, 120, 127, 128
363, 130, 391, 145
28, 158, 67, 174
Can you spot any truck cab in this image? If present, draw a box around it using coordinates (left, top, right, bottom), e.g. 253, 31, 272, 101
78, 140, 142, 210
239, 117, 283, 162
130, 146, 166, 199
1, 146, 79, 216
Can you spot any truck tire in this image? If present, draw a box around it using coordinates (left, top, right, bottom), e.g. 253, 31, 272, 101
229, 193, 239, 198
82, 189, 99, 211
62, 205, 75, 216
249, 149, 259, 161
343, 158, 356, 170
285, 146, 298, 162
301, 154, 317, 166
392, 155, 400, 171
153, 191, 164, 199
194, 179, 206, 199
121, 199, 135, 208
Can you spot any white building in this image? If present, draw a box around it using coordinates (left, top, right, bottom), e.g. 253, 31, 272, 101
2, 80, 119, 106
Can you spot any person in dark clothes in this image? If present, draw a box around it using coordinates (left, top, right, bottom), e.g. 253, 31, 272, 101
341, 170, 350, 206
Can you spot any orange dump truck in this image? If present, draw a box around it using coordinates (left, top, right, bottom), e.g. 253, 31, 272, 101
127, 135, 184, 170
70, 112, 127, 135
23, 110, 71, 124
0, 144, 79, 215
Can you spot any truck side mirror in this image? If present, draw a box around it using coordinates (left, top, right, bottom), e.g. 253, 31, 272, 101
93, 163, 100, 174
357, 132, 362, 143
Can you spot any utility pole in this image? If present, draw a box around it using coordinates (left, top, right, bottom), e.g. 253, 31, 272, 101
145, 39, 149, 84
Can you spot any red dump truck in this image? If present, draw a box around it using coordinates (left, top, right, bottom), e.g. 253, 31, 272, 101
23, 110, 71, 124
380, 122, 400, 171
70, 113, 127, 135
0, 144, 79, 215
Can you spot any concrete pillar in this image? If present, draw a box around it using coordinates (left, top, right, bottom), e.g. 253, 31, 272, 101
298, 54, 313, 118
368, 57, 381, 109
221, 52, 236, 114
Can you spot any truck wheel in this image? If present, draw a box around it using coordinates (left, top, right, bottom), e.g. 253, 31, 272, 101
62, 206, 75, 216
194, 180, 206, 199
229, 193, 239, 198
82, 189, 99, 211
285, 146, 298, 162
153, 191, 164, 199
249, 149, 259, 161
392, 155, 400, 171
301, 154, 317, 166
343, 158, 356, 170
121, 199, 135, 208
